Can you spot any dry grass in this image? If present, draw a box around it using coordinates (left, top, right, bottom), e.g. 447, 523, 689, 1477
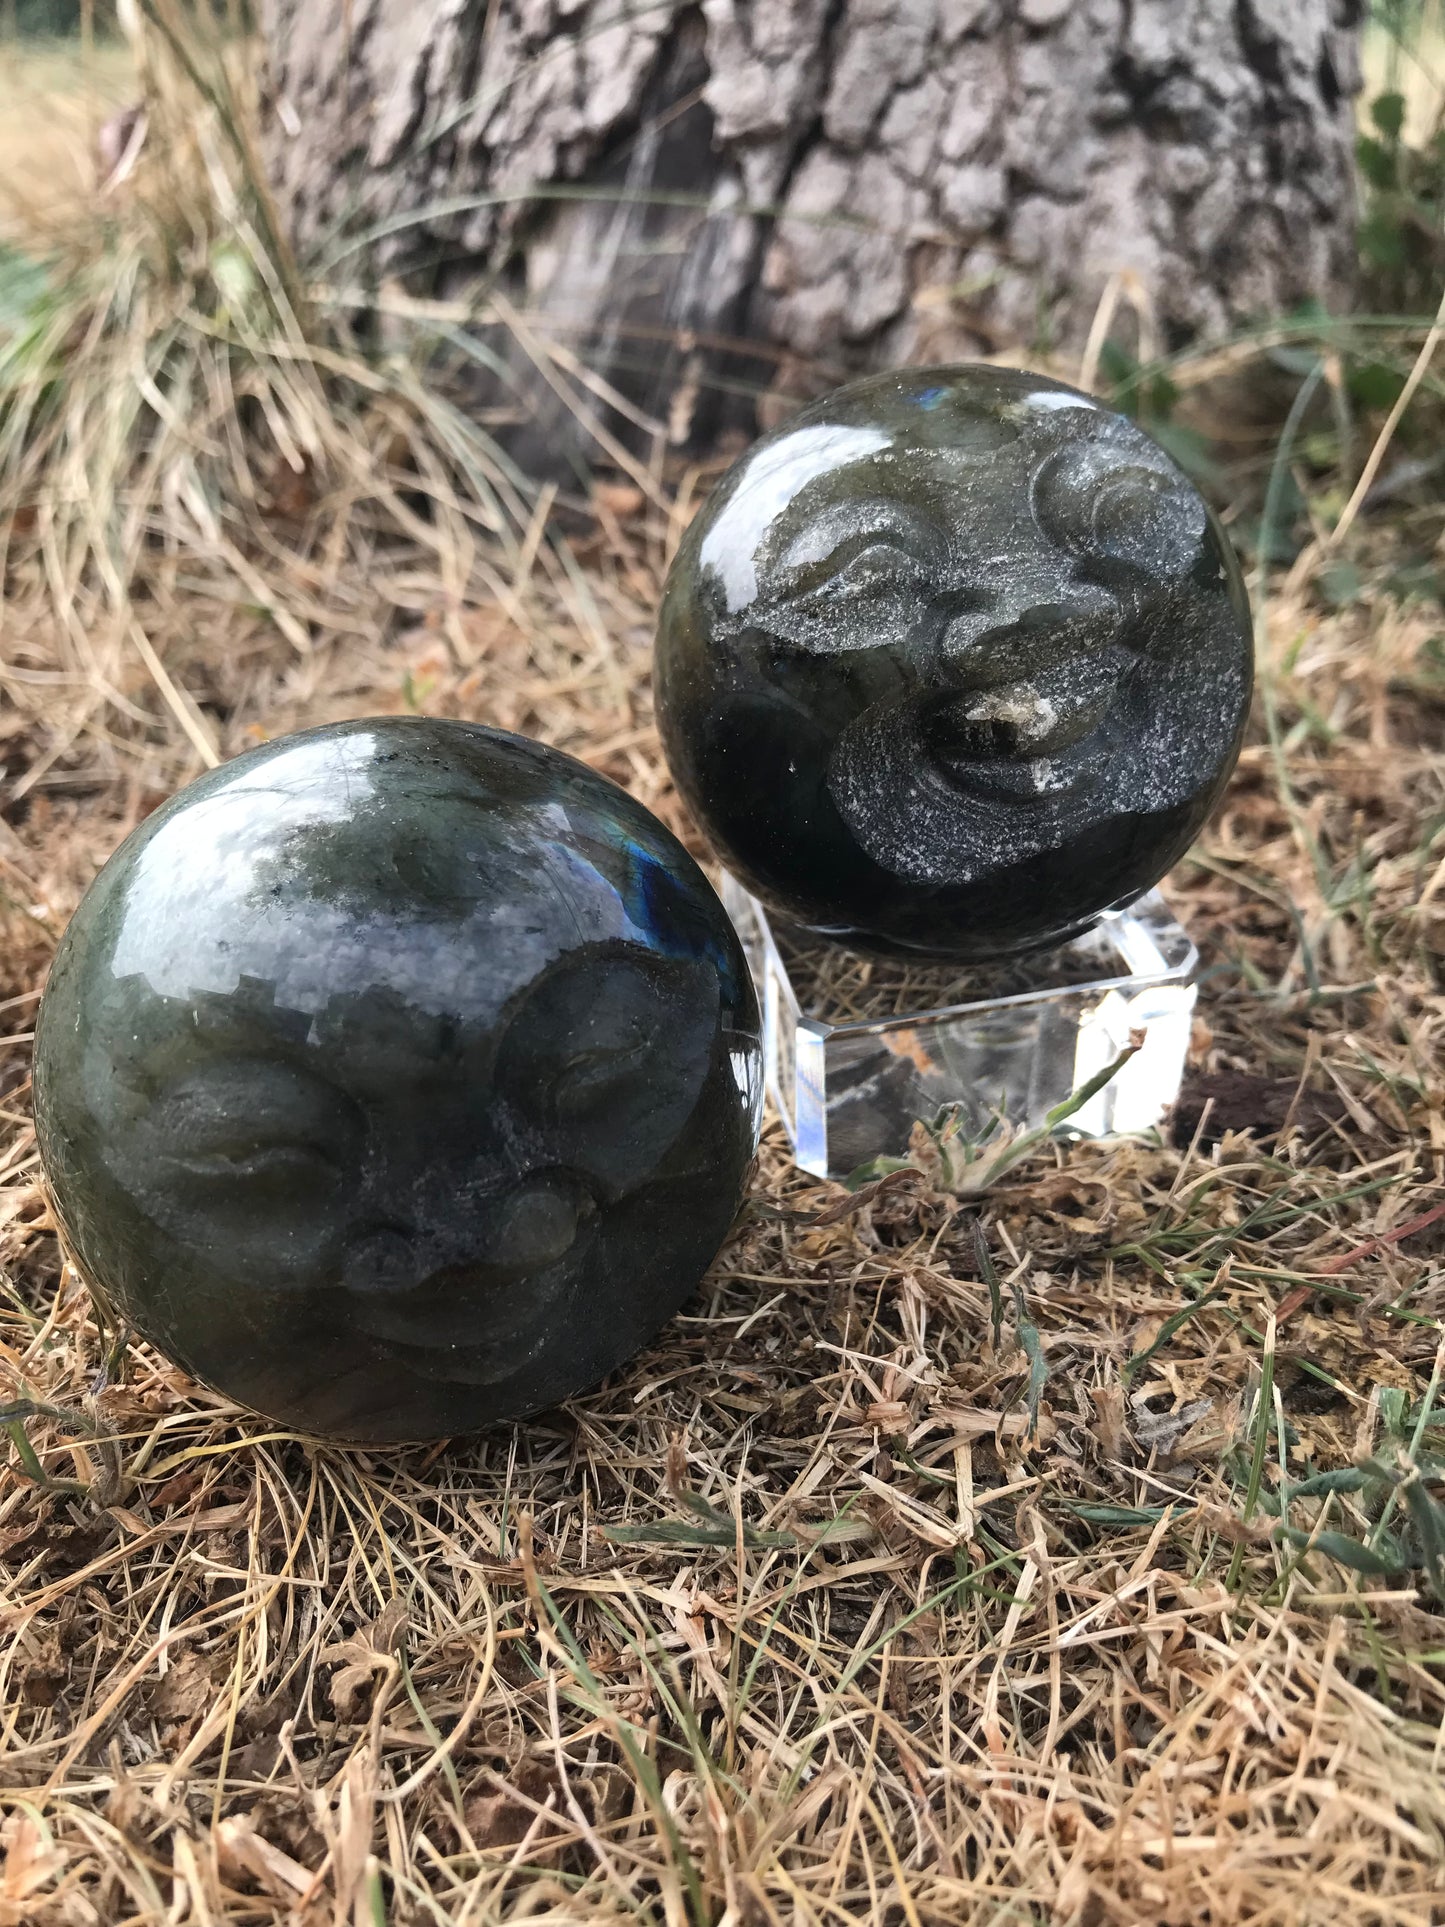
3, 16, 1445, 1927
1364, 4, 1445, 145
0, 36, 137, 244
770, 922, 1115, 1027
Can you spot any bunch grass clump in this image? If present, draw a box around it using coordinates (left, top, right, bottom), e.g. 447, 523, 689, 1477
0, 0, 634, 810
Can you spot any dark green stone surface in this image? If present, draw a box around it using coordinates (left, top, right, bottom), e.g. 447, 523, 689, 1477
33, 719, 762, 1443
656, 364, 1253, 960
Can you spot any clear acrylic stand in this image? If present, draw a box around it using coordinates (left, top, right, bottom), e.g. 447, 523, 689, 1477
721, 876, 1198, 1181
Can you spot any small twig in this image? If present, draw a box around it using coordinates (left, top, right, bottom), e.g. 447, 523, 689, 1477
973, 1218, 1003, 1353
1283, 278, 1445, 602
1329, 278, 1445, 552
1079, 271, 1124, 394
129, 622, 220, 768
1317, 1198, 1445, 1276
813, 1168, 923, 1226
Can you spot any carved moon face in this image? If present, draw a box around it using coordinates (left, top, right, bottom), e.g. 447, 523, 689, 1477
656, 366, 1252, 959
33, 721, 762, 1442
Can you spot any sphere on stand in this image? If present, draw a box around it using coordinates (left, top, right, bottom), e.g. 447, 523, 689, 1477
34, 719, 762, 1443
656, 364, 1253, 961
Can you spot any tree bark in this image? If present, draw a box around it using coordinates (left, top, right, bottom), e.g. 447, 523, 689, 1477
260, 0, 1366, 472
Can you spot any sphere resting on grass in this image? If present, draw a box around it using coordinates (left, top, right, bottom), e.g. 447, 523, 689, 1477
34, 718, 762, 1443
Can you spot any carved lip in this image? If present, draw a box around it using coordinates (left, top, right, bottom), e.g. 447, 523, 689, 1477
348, 1244, 583, 1383
424, 1176, 602, 1296
345, 1172, 601, 1352
922, 657, 1124, 802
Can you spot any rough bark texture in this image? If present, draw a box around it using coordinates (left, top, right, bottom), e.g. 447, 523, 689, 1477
260, 0, 1366, 468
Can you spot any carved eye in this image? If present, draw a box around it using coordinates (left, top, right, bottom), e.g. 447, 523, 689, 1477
787, 541, 922, 606
1032, 444, 1205, 579
496, 949, 716, 1189
550, 1041, 652, 1124
763, 531, 932, 656
142, 1061, 361, 1190
170, 1142, 343, 1187
125, 1058, 363, 1276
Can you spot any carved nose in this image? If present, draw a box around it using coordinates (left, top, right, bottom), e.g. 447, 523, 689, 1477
939, 587, 1115, 674
340, 1173, 593, 1299
939, 601, 1071, 668
343, 1226, 417, 1294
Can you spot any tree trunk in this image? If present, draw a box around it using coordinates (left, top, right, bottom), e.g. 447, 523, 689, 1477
259, 0, 1366, 475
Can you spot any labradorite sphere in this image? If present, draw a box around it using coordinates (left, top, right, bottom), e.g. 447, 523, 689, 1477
656, 365, 1253, 960
33, 719, 762, 1443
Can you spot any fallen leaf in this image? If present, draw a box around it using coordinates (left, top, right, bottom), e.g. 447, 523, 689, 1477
464, 1760, 558, 1850
216, 1815, 314, 1899
1092, 1383, 1128, 1463
321, 1599, 409, 1721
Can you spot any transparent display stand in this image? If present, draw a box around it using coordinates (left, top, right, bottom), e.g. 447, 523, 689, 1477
721, 877, 1198, 1181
